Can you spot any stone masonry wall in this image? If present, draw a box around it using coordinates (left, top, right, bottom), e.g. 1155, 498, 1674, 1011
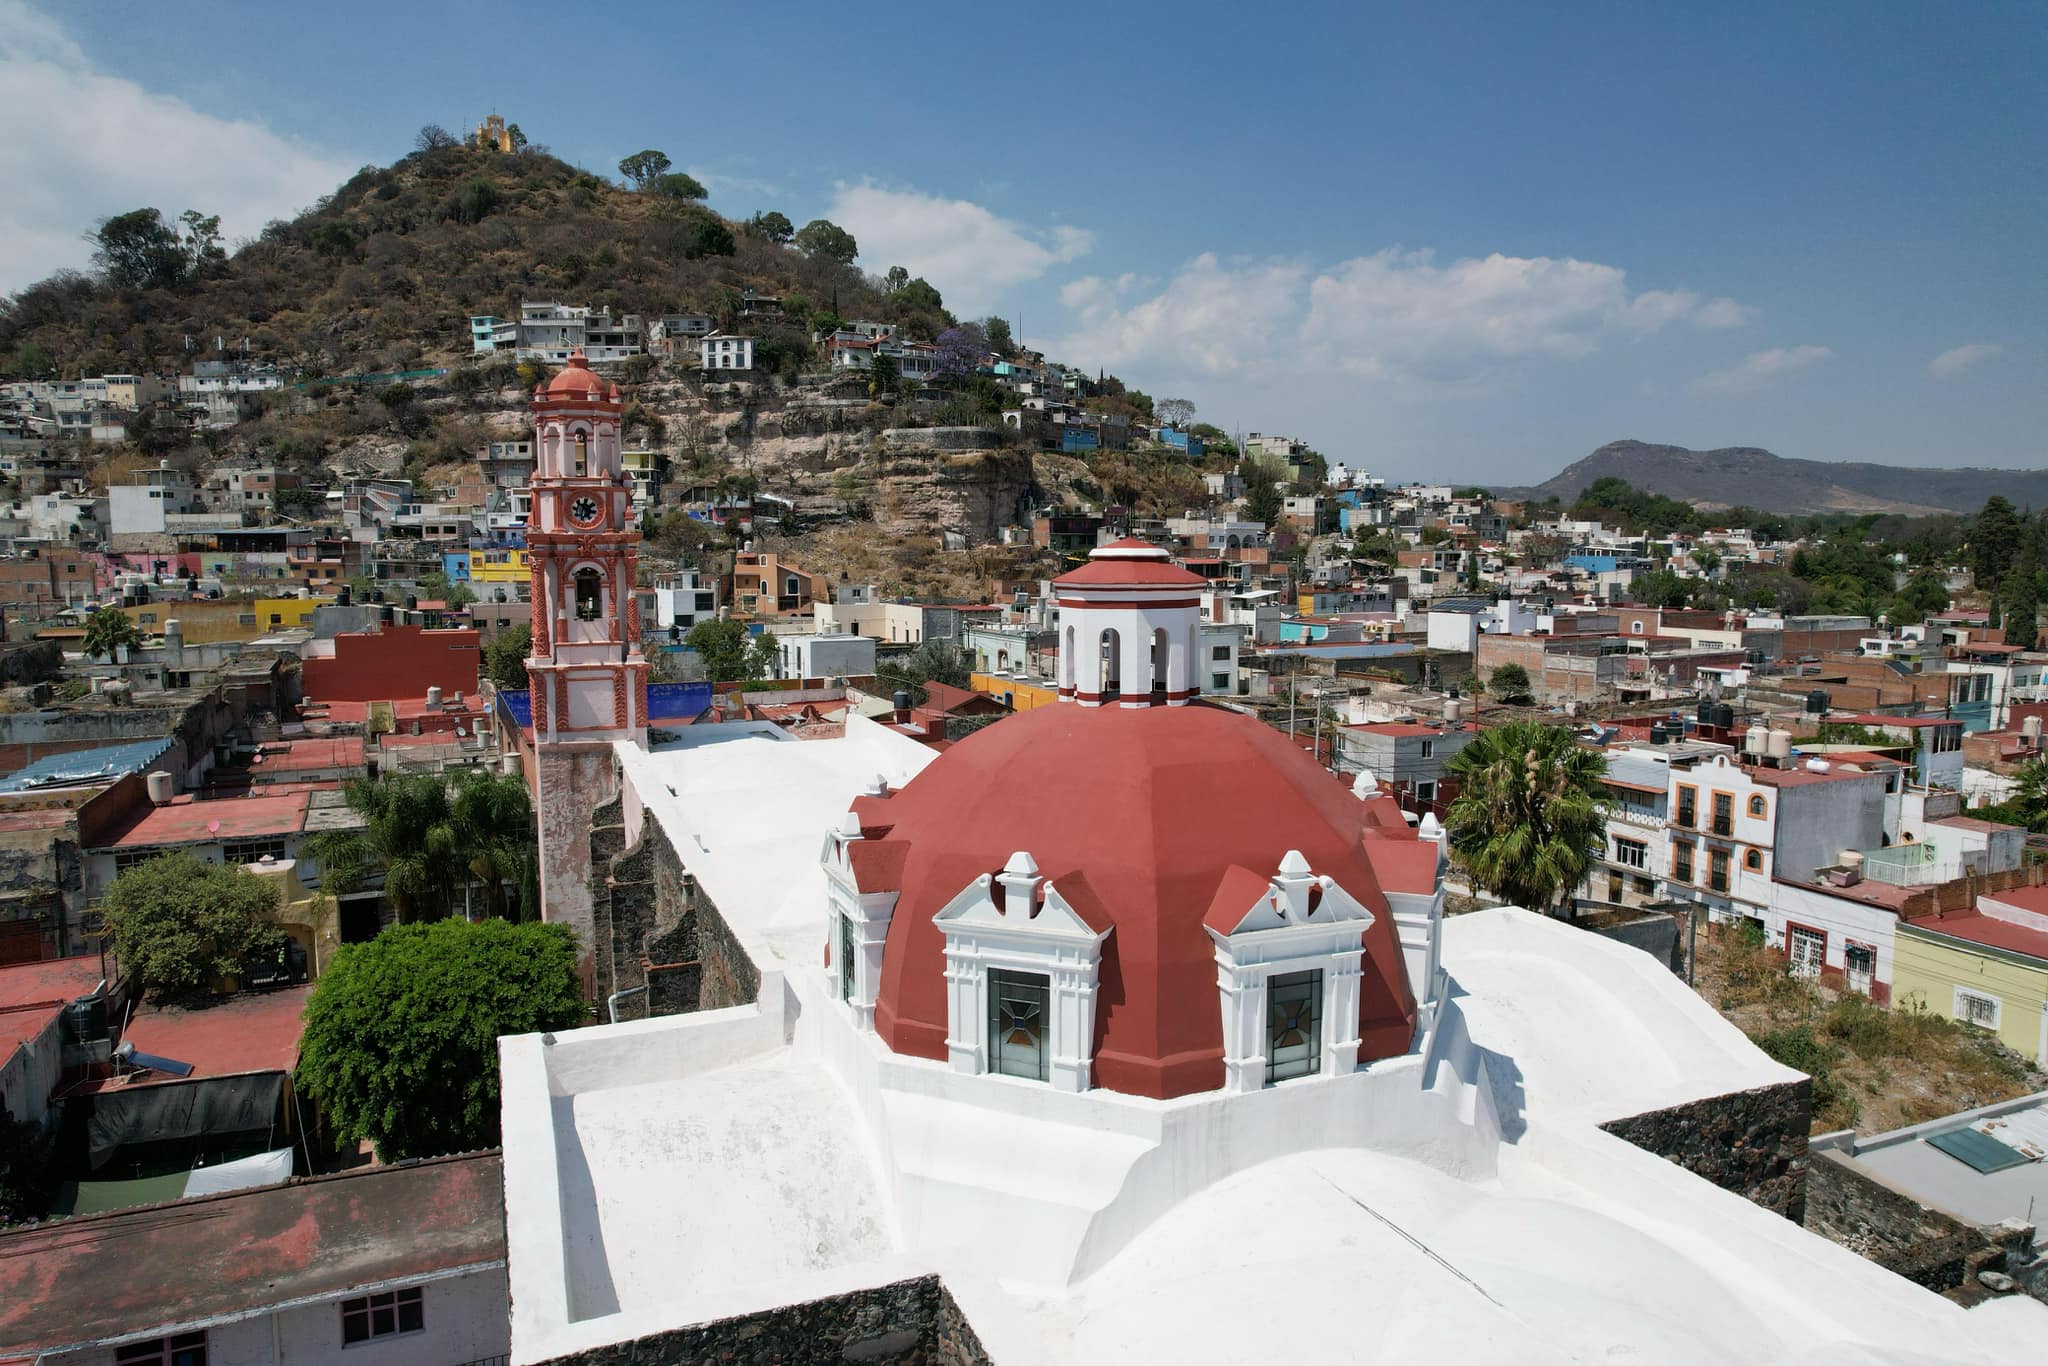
1805, 1149, 2043, 1303
589, 790, 758, 1018
535, 1275, 989, 1366
1601, 1079, 1812, 1222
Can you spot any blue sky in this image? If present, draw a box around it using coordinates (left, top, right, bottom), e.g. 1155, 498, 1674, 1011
3, 0, 2041, 484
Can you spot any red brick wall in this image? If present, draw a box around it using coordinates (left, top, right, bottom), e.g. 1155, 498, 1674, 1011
301, 625, 481, 704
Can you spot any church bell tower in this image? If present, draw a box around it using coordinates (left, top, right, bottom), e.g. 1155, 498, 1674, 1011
526, 350, 648, 990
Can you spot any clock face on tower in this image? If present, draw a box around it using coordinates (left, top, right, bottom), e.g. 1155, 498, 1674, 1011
568, 496, 601, 527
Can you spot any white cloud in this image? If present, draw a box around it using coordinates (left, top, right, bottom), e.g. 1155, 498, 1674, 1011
1054, 254, 1308, 378
1692, 344, 1834, 393
826, 182, 1094, 317
1053, 245, 1753, 389
1929, 342, 2002, 378
0, 2, 358, 293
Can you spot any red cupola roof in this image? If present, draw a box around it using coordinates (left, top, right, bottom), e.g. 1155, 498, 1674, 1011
859, 702, 1421, 1098
540, 349, 618, 402
1053, 539, 1206, 590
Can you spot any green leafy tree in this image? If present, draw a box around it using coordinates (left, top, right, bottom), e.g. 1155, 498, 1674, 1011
984, 316, 1015, 355
867, 349, 899, 398
618, 148, 672, 189
92, 208, 190, 291
12, 341, 55, 379
2005, 567, 2040, 649
100, 853, 286, 997
882, 265, 910, 292
660, 206, 734, 260
304, 771, 536, 923
178, 210, 225, 273
505, 122, 528, 151
1632, 568, 1693, 609
647, 171, 708, 201
795, 218, 859, 264
1985, 757, 2048, 833
484, 623, 531, 691
1242, 466, 1283, 528
684, 618, 774, 682
745, 210, 795, 243
297, 919, 585, 1160
877, 642, 972, 705
1488, 663, 1534, 705
1971, 495, 2023, 590
1444, 720, 1608, 915
81, 605, 140, 661
452, 177, 502, 225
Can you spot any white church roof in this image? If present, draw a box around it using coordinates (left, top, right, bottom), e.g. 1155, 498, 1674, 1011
498, 722, 2047, 1365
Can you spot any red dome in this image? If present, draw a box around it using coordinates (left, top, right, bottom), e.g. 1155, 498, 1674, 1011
859, 702, 1421, 1098
542, 350, 615, 401
1053, 538, 1206, 590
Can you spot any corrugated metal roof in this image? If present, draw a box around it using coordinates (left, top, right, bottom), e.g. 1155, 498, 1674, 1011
0, 738, 171, 792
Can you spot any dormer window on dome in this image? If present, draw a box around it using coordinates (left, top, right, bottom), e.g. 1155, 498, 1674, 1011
1052, 540, 1207, 709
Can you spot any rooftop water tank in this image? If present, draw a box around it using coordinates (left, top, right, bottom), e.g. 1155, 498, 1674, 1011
1767, 728, 1793, 760
1745, 724, 1767, 756
1805, 689, 1831, 715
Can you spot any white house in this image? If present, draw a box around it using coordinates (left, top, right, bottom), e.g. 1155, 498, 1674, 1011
700, 333, 754, 373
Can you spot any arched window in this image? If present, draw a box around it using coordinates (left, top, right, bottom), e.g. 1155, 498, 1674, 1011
1151, 627, 1169, 701
573, 431, 589, 476
574, 567, 603, 621
1099, 627, 1122, 699
1744, 849, 1764, 872
1748, 794, 1767, 818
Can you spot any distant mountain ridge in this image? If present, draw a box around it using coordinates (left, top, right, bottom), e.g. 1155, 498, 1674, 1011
1511, 440, 2048, 516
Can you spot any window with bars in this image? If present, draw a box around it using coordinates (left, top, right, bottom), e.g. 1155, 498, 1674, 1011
1676, 787, 1696, 829
1711, 792, 1734, 837
1266, 969, 1323, 1084
116, 1333, 207, 1366
1953, 988, 2001, 1030
987, 969, 1049, 1081
341, 1286, 424, 1345
1672, 841, 1694, 884
1708, 848, 1730, 894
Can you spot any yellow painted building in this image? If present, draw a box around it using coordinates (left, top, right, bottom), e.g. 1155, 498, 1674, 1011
971, 672, 1056, 711
1893, 912, 2048, 1066
469, 548, 530, 586
122, 596, 323, 643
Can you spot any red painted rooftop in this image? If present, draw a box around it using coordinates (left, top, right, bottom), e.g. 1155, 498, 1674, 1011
0, 956, 106, 1060
1343, 721, 1446, 737
1905, 907, 2048, 961
102, 985, 309, 1093
250, 737, 365, 772
854, 700, 1421, 1099
100, 790, 310, 849
0, 1152, 503, 1357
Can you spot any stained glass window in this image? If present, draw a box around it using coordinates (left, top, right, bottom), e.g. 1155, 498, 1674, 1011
1267, 969, 1323, 1084
988, 968, 1050, 1081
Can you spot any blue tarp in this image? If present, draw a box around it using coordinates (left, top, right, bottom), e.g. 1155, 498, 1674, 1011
498, 681, 713, 728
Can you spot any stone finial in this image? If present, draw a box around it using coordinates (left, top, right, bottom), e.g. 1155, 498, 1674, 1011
1418, 812, 1442, 840
1350, 767, 1378, 799
837, 811, 863, 839
1277, 849, 1313, 879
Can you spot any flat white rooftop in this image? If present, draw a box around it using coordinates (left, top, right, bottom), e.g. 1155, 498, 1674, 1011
499, 722, 2048, 1364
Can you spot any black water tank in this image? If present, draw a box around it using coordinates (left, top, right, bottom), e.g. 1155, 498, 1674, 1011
378, 604, 394, 625
1649, 723, 1668, 745
1715, 702, 1736, 730
1697, 698, 1716, 723
60, 994, 107, 1046
404, 593, 418, 611
893, 689, 912, 712
334, 586, 351, 607
1806, 689, 1830, 715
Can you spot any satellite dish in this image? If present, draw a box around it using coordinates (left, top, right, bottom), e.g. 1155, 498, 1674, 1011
207, 819, 221, 835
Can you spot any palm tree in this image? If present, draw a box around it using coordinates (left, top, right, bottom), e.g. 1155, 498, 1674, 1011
1443, 719, 1608, 915
305, 771, 536, 924
81, 606, 140, 662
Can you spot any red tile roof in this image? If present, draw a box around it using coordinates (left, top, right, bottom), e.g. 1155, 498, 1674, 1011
251, 737, 365, 773
0, 1152, 504, 1356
